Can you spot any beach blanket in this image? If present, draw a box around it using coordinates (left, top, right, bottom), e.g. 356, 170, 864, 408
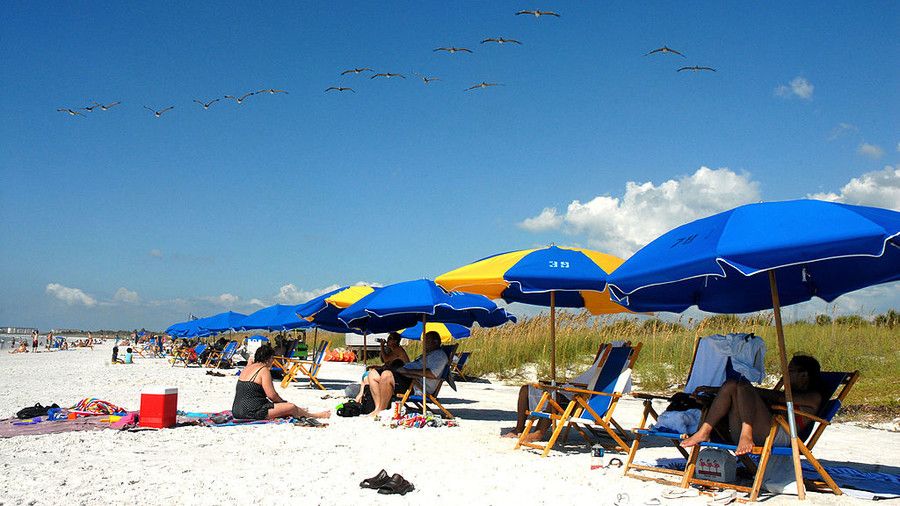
72, 398, 126, 415
177, 410, 294, 427
0, 416, 109, 438
643, 457, 900, 500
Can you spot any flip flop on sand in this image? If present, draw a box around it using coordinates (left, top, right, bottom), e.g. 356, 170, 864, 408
359, 469, 391, 489
644, 498, 662, 506
293, 417, 327, 428
707, 489, 737, 505
377, 473, 415, 496
661, 487, 701, 499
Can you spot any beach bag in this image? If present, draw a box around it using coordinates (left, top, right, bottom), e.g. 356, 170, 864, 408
16, 403, 59, 419
360, 386, 376, 414
336, 400, 362, 417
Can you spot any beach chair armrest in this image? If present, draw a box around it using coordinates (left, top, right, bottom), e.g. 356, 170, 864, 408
557, 386, 622, 397
630, 392, 671, 401
770, 406, 830, 425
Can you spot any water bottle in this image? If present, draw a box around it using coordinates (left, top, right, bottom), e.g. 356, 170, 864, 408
590, 444, 605, 470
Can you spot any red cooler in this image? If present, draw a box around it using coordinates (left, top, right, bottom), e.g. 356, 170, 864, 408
139, 386, 178, 428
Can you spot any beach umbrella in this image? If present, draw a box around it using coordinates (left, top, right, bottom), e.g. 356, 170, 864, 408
295, 285, 377, 358
240, 304, 313, 332
607, 199, 900, 499
399, 322, 471, 343
436, 244, 629, 381
338, 279, 516, 409
195, 311, 248, 334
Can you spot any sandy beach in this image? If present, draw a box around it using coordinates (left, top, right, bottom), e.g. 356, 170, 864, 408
1, 347, 897, 506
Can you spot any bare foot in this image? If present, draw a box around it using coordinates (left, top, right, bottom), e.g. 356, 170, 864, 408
314, 410, 331, 419
520, 430, 545, 442
680, 424, 712, 448
501, 431, 520, 439
735, 426, 754, 455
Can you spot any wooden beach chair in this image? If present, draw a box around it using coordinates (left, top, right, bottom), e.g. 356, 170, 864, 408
205, 341, 239, 368
450, 351, 472, 381
515, 342, 641, 457
171, 343, 207, 367
678, 370, 859, 501
279, 340, 330, 389
398, 344, 459, 419
623, 334, 765, 483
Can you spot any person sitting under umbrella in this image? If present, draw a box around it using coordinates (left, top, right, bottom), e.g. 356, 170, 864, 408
680, 355, 823, 455
233, 344, 331, 420
355, 332, 410, 404
365, 332, 448, 416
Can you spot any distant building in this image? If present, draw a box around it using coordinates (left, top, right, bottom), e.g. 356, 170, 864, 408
2, 326, 38, 335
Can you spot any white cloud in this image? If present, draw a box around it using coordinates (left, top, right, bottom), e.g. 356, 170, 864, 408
113, 287, 140, 304
149, 249, 163, 258
518, 207, 564, 232
827, 123, 857, 141
274, 282, 381, 304
203, 293, 239, 307
521, 167, 760, 257
46, 283, 97, 307
808, 166, 900, 210
857, 143, 884, 159
775, 76, 814, 100
248, 298, 267, 308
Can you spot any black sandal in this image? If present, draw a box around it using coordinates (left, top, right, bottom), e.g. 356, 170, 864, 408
378, 474, 415, 496
359, 469, 391, 489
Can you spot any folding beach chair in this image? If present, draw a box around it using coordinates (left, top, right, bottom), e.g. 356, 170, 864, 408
677, 370, 859, 501
171, 343, 207, 367
623, 334, 765, 483
279, 340, 330, 389
399, 344, 459, 419
516, 342, 641, 457
205, 341, 239, 368
450, 351, 472, 381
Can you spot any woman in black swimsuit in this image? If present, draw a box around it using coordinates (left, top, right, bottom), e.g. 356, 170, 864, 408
232, 344, 331, 420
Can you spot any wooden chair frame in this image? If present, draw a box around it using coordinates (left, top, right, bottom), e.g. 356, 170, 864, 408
516, 342, 642, 458
279, 340, 330, 390
450, 351, 471, 381
205, 340, 238, 368
398, 344, 458, 419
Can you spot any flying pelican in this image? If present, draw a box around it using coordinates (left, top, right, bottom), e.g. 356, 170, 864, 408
465, 82, 502, 91
82, 102, 101, 112
434, 47, 473, 54
515, 10, 560, 17
57, 108, 85, 117
224, 92, 256, 104
414, 73, 440, 84
645, 46, 686, 57
193, 98, 221, 109
371, 73, 405, 79
325, 87, 355, 93
257, 88, 288, 95
98, 101, 121, 111
341, 68, 374, 75
677, 66, 716, 72
144, 106, 174, 117
481, 37, 522, 45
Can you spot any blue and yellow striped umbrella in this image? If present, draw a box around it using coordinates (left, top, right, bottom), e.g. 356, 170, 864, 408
399, 322, 471, 343
436, 245, 629, 380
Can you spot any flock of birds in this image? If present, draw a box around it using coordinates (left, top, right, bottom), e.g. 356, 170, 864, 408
56, 8, 716, 119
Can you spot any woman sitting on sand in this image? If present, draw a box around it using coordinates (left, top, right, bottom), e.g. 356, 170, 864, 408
233, 344, 331, 420
680, 355, 823, 455
9, 341, 28, 354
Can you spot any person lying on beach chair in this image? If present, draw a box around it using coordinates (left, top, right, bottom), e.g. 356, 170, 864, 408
366, 332, 448, 416
232, 344, 331, 421
680, 355, 823, 456
355, 332, 410, 403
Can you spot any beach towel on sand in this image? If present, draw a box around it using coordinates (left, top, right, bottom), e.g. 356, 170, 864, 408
0, 417, 109, 438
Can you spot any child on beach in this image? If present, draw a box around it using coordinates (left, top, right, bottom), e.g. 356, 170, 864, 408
124, 348, 134, 364
111, 345, 124, 364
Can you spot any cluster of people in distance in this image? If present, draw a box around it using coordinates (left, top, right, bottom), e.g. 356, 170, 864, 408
8, 330, 98, 353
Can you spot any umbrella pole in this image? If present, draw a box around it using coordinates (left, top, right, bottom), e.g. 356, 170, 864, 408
769, 271, 806, 500
421, 314, 428, 416
363, 332, 368, 364
550, 291, 557, 383
312, 327, 318, 361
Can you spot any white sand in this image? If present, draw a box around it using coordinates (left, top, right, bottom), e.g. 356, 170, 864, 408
0, 348, 896, 505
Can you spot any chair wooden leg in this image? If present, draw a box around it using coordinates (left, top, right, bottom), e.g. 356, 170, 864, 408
541, 401, 577, 457
750, 422, 779, 501
429, 395, 454, 419
797, 442, 841, 496
515, 417, 538, 450
681, 444, 700, 488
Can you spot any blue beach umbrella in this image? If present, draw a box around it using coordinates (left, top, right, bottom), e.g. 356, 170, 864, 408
195, 311, 248, 334
240, 304, 313, 332
607, 199, 900, 499
338, 279, 516, 408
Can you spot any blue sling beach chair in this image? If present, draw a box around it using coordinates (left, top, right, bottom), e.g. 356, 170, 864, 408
280, 340, 330, 390
516, 342, 641, 457
205, 341, 239, 368
171, 343, 207, 367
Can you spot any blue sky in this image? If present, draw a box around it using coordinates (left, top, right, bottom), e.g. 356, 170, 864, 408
1, 1, 898, 330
